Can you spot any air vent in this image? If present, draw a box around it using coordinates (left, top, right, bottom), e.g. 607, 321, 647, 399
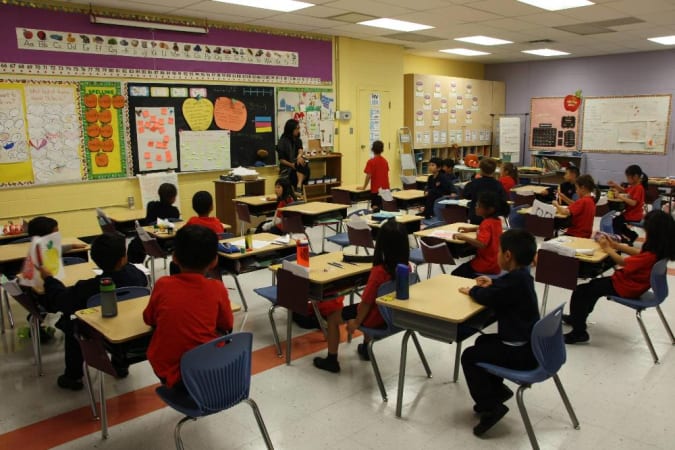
328, 12, 377, 23
383, 32, 441, 43
555, 17, 644, 35
527, 39, 555, 44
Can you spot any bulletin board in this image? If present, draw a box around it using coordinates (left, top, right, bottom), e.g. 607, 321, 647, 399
277, 88, 335, 148
580, 95, 671, 154
127, 82, 276, 173
529, 97, 580, 151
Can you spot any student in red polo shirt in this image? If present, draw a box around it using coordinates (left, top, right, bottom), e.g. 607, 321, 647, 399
186, 191, 225, 236
143, 225, 234, 389
608, 164, 647, 245
358, 140, 390, 212
452, 191, 504, 279
564, 210, 675, 344
553, 174, 597, 238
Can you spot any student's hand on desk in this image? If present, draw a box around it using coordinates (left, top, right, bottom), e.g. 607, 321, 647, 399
346, 319, 359, 334
598, 236, 612, 250
475, 276, 493, 287
458, 286, 471, 295
265, 195, 276, 201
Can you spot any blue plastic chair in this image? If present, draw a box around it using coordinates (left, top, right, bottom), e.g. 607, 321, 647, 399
477, 305, 580, 449
599, 211, 616, 233
607, 259, 675, 364
358, 274, 432, 401
156, 333, 273, 450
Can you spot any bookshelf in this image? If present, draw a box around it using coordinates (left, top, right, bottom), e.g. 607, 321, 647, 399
414, 145, 492, 174
302, 152, 342, 201
530, 152, 585, 184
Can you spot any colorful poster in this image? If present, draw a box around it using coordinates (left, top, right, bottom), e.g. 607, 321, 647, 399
80, 81, 127, 179
179, 130, 230, 172
134, 106, 178, 172
0, 82, 33, 186
529, 97, 580, 151
25, 83, 82, 183
277, 88, 335, 146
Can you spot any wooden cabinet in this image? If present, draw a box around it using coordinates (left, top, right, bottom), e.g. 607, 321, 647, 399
530, 152, 585, 184
302, 153, 342, 202
214, 179, 265, 235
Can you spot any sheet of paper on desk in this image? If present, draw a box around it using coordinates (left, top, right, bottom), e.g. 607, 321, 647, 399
431, 230, 456, 240
272, 235, 291, 245
230, 239, 270, 250
439, 199, 469, 207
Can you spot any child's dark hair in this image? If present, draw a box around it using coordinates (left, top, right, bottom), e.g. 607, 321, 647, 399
477, 191, 500, 218
566, 165, 580, 177
575, 174, 596, 192
502, 162, 518, 182
500, 229, 536, 266
192, 191, 213, 216
479, 158, 497, 176
429, 157, 443, 168
91, 233, 126, 272
173, 225, 218, 271
158, 183, 177, 205
625, 164, 648, 189
642, 210, 675, 261
275, 177, 296, 202
27, 216, 58, 237
442, 159, 455, 169
371, 140, 384, 155
282, 119, 299, 139
373, 219, 409, 277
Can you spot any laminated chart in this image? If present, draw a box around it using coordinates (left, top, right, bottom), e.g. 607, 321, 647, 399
179, 130, 230, 171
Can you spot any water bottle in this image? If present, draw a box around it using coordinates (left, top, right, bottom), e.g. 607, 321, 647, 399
100, 277, 118, 318
297, 239, 309, 267
395, 264, 410, 300
245, 229, 253, 251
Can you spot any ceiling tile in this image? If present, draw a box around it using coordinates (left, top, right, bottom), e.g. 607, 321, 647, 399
467, 0, 538, 17
320, 0, 414, 17
558, 4, 633, 22
519, 12, 583, 27
296, 5, 351, 18
425, 4, 502, 23
247, 19, 320, 32
477, 18, 542, 32
606, 0, 675, 15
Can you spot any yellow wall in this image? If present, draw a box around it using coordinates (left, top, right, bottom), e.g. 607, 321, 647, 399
403, 54, 484, 79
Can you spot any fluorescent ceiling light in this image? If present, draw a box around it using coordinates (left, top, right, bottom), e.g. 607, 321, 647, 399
517, 0, 594, 11
212, 0, 314, 13
522, 48, 570, 56
455, 35, 512, 46
648, 35, 675, 45
90, 15, 208, 33
440, 48, 490, 56
358, 18, 433, 32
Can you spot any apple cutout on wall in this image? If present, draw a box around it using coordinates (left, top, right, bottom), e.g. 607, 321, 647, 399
182, 97, 214, 131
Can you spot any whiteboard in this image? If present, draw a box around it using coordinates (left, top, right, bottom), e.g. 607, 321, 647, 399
137, 172, 180, 212
499, 116, 521, 163
581, 95, 671, 154
179, 130, 230, 172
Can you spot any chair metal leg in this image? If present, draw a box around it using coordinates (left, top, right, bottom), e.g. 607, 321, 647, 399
346, 291, 354, 343
367, 339, 388, 402
410, 332, 432, 378
514, 385, 538, 450
4, 292, 14, 329
304, 233, 314, 254
452, 340, 462, 383
655, 305, 675, 344
541, 285, 550, 316
230, 274, 249, 312
82, 363, 98, 418
440, 265, 446, 274
100, 372, 108, 439
310, 301, 329, 340
286, 309, 293, 365
245, 398, 275, 449
0, 288, 6, 333
174, 416, 193, 450
552, 374, 580, 430
396, 330, 413, 418
29, 316, 43, 376
150, 257, 156, 287
636, 310, 660, 364
268, 305, 282, 357
426, 264, 432, 280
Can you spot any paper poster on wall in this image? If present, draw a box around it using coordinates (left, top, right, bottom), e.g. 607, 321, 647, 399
499, 116, 521, 163
137, 171, 181, 211
213, 97, 247, 131
0, 83, 33, 186
179, 130, 230, 172
277, 88, 335, 146
182, 97, 213, 131
529, 97, 579, 151
134, 106, 178, 172
80, 81, 127, 179
26, 83, 82, 184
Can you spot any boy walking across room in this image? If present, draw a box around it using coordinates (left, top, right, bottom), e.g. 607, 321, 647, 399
358, 140, 390, 212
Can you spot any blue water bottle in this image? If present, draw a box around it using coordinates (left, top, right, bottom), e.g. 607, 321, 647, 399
395, 264, 410, 300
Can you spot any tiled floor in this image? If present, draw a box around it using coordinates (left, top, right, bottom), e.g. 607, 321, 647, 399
1, 218, 674, 450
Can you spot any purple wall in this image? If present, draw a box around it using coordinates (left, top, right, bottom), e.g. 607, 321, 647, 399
486, 49, 675, 183
0, 4, 332, 82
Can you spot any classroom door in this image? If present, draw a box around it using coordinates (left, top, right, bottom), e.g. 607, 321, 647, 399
357, 89, 391, 181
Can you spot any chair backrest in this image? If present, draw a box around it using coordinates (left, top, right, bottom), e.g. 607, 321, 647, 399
376, 272, 419, 332
75, 323, 118, 377
0, 279, 41, 316
280, 211, 306, 234
440, 205, 468, 224
86, 286, 150, 308
649, 259, 669, 303
234, 202, 252, 223
599, 211, 616, 234
96, 208, 116, 233
381, 199, 399, 212
419, 236, 455, 265
180, 332, 252, 413
347, 225, 375, 249
277, 268, 311, 315
595, 202, 610, 217
531, 304, 566, 375
525, 214, 555, 239
63, 256, 87, 266
514, 193, 535, 207
535, 249, 579, 290
331, 189, 352, 206
645, 185, 661, 206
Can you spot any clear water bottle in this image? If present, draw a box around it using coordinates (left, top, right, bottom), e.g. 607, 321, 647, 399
100, 277, 118, 317
395, 264, 410, 300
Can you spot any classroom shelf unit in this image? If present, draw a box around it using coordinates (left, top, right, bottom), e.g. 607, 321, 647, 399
530, 152, 585, 184
303, 152, 342, 202
414, 145, 493, 174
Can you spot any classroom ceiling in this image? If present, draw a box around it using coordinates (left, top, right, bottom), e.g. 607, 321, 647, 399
69, 0, 675, 63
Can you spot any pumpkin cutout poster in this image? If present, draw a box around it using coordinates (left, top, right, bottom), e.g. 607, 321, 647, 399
213, 97, 247, 131
133, 106, 178, 171
80, 81, 127, 179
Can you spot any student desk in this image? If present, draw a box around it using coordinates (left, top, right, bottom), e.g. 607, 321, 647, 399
511, 184, 551, 196
415, 175, 429, 190
545, 236, 611, 278
0, 232, 28, 245
362, 213, 423, 235
649, 177, 675, 211
218, 232, 297, 311
392, 189, 425, 211
214, 178, 266, 235
270, 251, 371, 364
330, 185, 372, 204
414, 222, 477, 244
0, 237, 89, 265
607, 197, 626, 212
142, 221, 231, 239
279, 201, 348, 227
517, 206, 567, 219
235, 196, 277, 217
517, 170, 556, 185
376, 274, 492, 417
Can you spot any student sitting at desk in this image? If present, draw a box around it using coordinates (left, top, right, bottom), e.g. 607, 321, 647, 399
553, 165, 579, 205
186, 191, 225, 236
499, 162, 518, 195
442, 158, 459, 185
452, 191, 504, 279
313, 220, 409, 373
27, 216, 88, 253
608, 164, 647, 245
143, 225, 233, 389
421, 157, 456, 219
38, 233, 148, 391
564, 210, 675, 344
144, 182, 180, 224
463, 158, 509, 225
459, 229, 539, 437
257, 178, 297, 235
552, 174, 597, 238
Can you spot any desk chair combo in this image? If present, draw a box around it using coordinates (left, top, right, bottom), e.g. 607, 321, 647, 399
135, 221, 169, 287
325, 209, 371, 252
410, 236, 456, 280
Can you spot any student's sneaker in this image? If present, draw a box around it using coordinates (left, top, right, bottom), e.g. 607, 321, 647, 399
57, 374, 84, 391
564, 330, 590, 344
562, 314, 573, 326
473, 404, 509, 437
313, 356, 340, 373
357, 343, 371, 361
473, 385, 514, 414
